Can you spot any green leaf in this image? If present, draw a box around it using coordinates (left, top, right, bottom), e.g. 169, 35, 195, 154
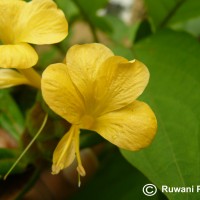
144, 0, 181, 28
0, 159, 25, 176
73, 0, 111, 33
0, 148, 18, 159
103, 15, 134, 43
144, 0, 200, 29
0, 90, 24, 141
110, 44, 133, 60
134, 20, 153, 42
121, 29, 200, 200
168, 0, 200, 25
70, 149, 166, 200
55, 0, 79, 23
25, 101, 70, 161
170, 16, 200, 37
75, 0, 108, 15
0, 148, 25, 176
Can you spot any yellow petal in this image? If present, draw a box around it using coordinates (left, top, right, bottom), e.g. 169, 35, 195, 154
0, 0, 25, 44
65, 43, 114, 113
92, 101, 157, 151
94, 58, 149, 114
17, 0, 68, 44
41, 63, 85, 124
66, 43, 114, 80
0, 69, 30, 88
18, 68, 41, 89
0, 43, 38, 69
52, 126, 76, 174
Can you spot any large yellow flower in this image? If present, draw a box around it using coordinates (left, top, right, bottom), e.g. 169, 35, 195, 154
41, 43, 157, 177
0, 0, 68, 89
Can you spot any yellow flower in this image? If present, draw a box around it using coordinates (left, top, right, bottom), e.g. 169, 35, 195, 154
41, 43, 157, 177
0, 69, 30, 88
0, 0, 68, 69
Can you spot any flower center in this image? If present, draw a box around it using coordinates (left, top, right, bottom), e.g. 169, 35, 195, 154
80, 115, 94, 129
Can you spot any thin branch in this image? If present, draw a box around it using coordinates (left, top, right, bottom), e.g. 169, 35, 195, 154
159, 0, 187, 28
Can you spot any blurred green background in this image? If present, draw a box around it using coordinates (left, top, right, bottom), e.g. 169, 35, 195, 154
1, 0, 200, 199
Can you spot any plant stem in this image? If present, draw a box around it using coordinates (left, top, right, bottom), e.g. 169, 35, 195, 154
4, 114, 48, 180
159, 0, 187, 28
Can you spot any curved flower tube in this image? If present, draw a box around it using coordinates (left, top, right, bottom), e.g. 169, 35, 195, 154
41, 43, 157, 177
